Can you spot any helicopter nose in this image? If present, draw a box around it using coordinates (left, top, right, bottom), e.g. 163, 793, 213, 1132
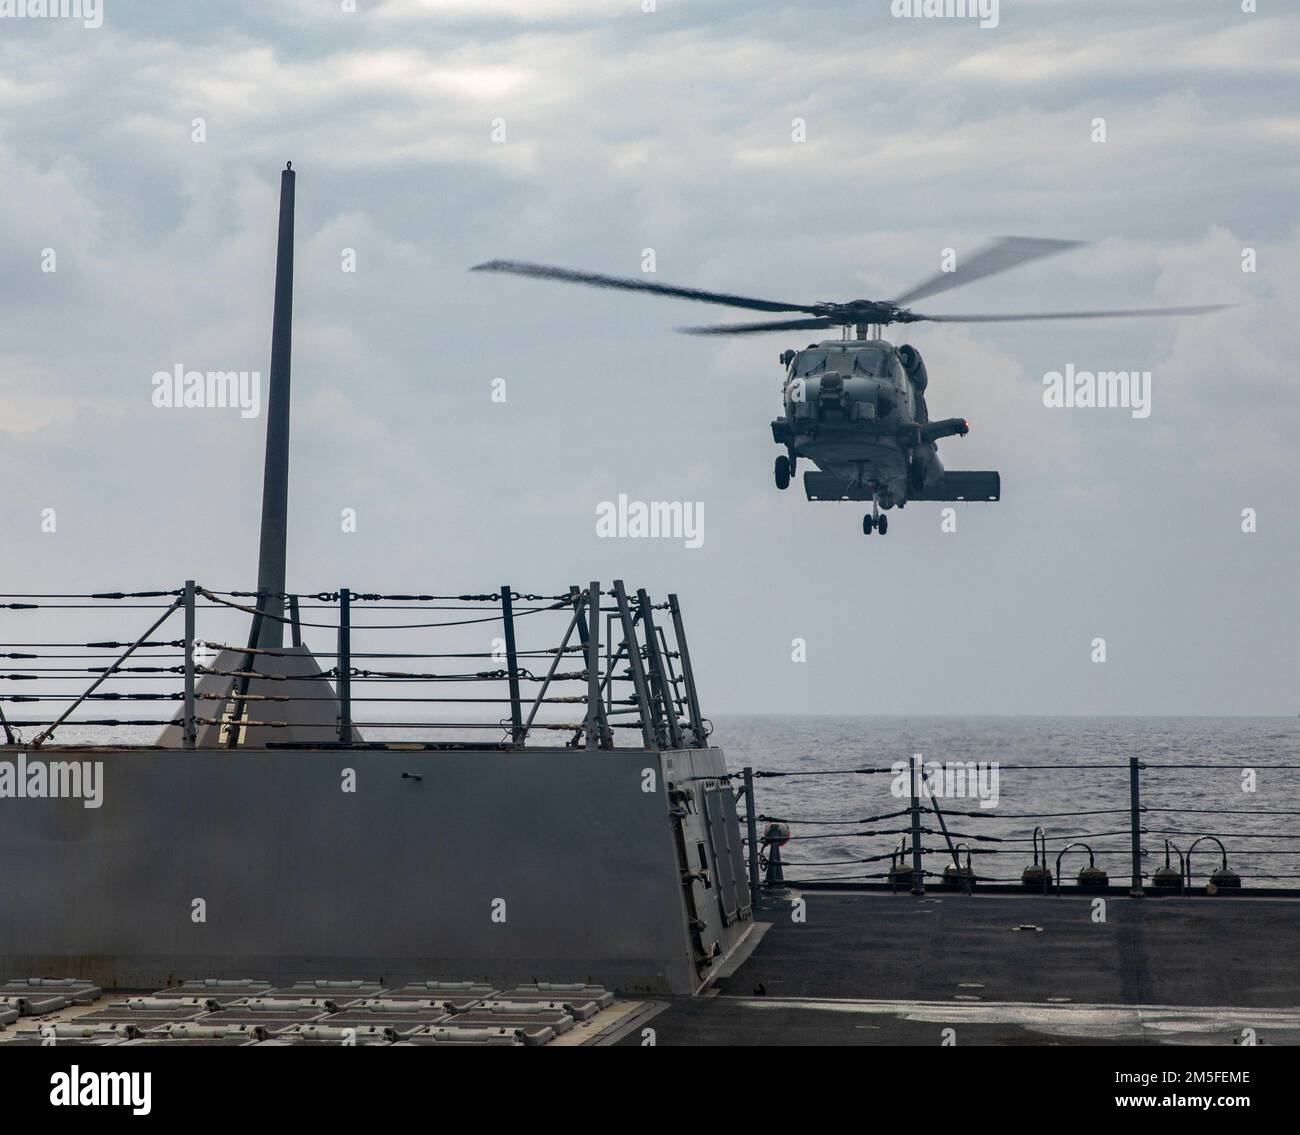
865, 378, 896, 417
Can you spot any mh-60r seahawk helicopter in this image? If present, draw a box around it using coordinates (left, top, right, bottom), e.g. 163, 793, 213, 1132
473, 238, 1224, 534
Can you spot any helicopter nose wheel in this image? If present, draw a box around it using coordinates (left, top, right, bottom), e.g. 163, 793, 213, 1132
774, 454, 791, 491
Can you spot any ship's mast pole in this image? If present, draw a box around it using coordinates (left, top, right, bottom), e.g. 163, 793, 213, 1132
254, 163, 296, 649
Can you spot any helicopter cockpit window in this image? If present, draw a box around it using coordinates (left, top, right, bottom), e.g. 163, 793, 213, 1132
852, 349, 891, 376
794, 352, 828, 376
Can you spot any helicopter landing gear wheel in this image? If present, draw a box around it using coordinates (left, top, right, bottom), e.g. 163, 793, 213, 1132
774, 455, 790, 491
864, 496, 882, 536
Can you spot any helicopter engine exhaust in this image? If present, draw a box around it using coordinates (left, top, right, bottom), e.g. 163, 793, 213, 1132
898, 344, 928, 392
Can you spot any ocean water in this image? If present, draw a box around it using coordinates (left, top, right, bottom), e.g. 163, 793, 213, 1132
22, 714, 1300, 888
711, 715, 1300, 889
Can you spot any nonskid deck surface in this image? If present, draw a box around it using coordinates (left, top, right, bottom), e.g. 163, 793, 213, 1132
620, 892, 1300, 1046
0, 980, 640, 1047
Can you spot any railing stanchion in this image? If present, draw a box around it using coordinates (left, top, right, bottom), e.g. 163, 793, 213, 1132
637, 589, 682, 749
224, 602, 265, 748
605, 612, 614, 717
667, 594, 706, 747
583, 582, 599, 749
337, 587, 352, 743
1129, 756, 1144, 896
500, 585, 524, 745
743, 767, 761, 911
183, 579, 197, 749
613, 581, 656, 749
909, 752, 925, 895
288, 594, 302, 649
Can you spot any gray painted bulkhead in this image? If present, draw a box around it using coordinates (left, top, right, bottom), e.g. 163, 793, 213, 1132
0, 745, 750, 995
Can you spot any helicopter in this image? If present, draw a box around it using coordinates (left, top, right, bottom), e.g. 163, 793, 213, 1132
472, 238, 1226, 534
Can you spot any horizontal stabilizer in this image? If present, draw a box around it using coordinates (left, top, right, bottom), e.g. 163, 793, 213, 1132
910, 471, 1001, 501
803, 471, 1000, 502
804, 472, 871, 502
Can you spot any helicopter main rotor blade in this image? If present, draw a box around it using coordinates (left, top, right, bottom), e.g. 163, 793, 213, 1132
890, 236, 1086, 306
912, 303, 1232, 323
470, 259, 814, 315
677, 317, 840, 336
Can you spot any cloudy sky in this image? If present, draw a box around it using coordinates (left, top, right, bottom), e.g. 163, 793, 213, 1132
1, 0, 1297, 716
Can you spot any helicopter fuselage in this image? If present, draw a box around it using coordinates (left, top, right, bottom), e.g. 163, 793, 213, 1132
770, 339, 959, 509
